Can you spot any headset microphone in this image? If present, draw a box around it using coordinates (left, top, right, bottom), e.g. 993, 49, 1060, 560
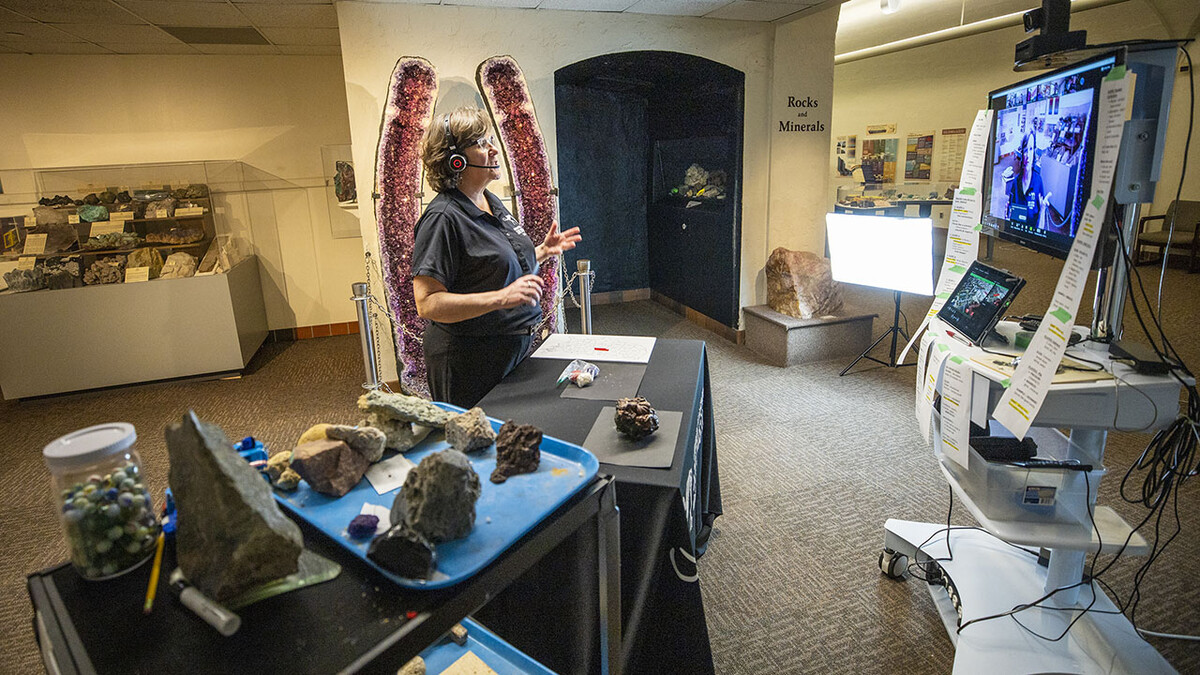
467, 163, 501, 169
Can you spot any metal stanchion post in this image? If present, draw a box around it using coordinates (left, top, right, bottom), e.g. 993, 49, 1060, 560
577, 259, 593, 335
351, 282, 382, 390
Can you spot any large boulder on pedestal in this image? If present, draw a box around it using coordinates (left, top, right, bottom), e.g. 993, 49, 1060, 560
166, 411, 303, 603
766, 247, 843, 319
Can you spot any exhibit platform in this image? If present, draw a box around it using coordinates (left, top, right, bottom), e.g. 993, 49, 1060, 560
743, 304, 876, 367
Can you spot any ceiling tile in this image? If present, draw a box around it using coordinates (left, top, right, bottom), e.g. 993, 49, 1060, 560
442, 0, 541, 7
55, 23, 182, 43
116, 0, 250, 27
278, 44, 340, 55
0, 40, 113, 53
233, 3, 337, 27
624, 0, 732, 17
961, 0, 1034, 24
538, 0, 637, 9
193, 43, 281, 53
836, 0, 961, 54
257, 26, 339, 46
102, 41, 201, 54
705, 0, 803, 21
0, 21, 83, 41
0, 0, 145, 24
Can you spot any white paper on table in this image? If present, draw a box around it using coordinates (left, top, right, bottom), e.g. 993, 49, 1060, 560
898, 109, 993, 364
993, 70, 1130, 439
358, 503, 392, 534
939, 353, 973, 470
915, 330, 936, 438
530, 333, 656, 363
920, 338, 952, 443
364, 453, 416, 494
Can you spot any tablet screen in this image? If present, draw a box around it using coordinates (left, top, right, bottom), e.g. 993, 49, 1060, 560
937, 262, 1025, 345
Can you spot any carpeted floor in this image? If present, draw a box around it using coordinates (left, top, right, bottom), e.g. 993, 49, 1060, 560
2, 240, 1199, 673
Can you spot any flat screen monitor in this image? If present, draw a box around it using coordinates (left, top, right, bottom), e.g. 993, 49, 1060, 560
980, 50, 1122, 262
826, 213, 934, 296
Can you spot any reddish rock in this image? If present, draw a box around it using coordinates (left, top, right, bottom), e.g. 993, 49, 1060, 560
290, 439, 369, 497
765, 247, 843, 319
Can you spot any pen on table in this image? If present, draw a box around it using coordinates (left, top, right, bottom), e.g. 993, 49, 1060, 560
143, 518, 166, 614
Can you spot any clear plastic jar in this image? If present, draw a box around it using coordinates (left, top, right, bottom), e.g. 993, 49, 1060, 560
43, 423, 160, 580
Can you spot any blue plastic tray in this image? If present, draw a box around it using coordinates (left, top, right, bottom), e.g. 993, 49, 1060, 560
273, 403, 599, 589
419, 617, 554, 674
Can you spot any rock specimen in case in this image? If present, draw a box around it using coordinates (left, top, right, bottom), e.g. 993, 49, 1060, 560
614, 397, 659, 440
290, 438, 370, 497
116, 190, 132, 203
445, 407, 495, 453
143, 197, 176, 218
44, 260, 82, 290
390, 449, 481, 543
171, 187, 188, 200
82, 193, 100, 205
367, 522, 436, 579
98, 190, 117, 204
76, 205, 109, 223
3, 267, 47, 293
265, 451, 300, 491
83, 231, 142, 251
297, 423, 388, 463
33, 206, 68, 227
166, 411, 303, 603
41, 221, 80, 253
146, 228, 204, 244
185, 183, 209, 198
359, 390, 455, 429
159, 252, 198, 279
347, 514, 379, 539
127, 247, 164, 279
490, 421, 541, 484
334, 161, 356, 203
83, 256, 125, 285
765, 247, 843, 320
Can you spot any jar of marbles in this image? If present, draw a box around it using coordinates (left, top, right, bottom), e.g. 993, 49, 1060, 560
43, 423, 159, 580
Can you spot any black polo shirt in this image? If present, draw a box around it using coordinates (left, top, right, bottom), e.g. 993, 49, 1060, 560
411, 188, 541, 336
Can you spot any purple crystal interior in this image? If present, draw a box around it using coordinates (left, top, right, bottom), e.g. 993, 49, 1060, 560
373, 57, 439, 398
478, 55, 561, 347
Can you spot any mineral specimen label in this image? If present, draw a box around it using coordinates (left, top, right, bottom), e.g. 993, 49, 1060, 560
16, 256, 35, 270
68, 215, 80, 224
22, 233, 46, 255
176, 207, 204, 217
110, 212, 135, 222
90, 221, 124, 237
124, 266, 150, 283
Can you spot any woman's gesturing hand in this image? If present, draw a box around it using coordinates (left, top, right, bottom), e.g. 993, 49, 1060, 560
497, 274, 544, 308
536, 221, 582, 262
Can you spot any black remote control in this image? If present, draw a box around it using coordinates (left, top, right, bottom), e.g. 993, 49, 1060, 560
1009, 458, 1094, 471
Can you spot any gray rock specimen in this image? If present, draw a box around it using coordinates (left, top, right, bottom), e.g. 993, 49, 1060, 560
166, 411, 303, 603
144, 197, 176, 218
127, 247, 164, 279
83, 256, 125, 285
159, 252, 198, 279
290, 438, 369, 497
99, 190, 117, 204
615, 397, 660, 440
390, 449, 480, 543
765, 247, 843, 320
44, 260, 82, 290
186, 183, 209, 198
445, 407, 495, 453
3, 267, 46, 293
326, 424, 388, 463
77, 204, 109, 223
41, 221, 80, 253
33, 206, 68, 227
358, 390, 455, 429
490, 421, 541, 484
82, 193, 100, 205
367, 523, 435, 579
146, 228, 204, 244
363, 413, 433, 453
82, 231, 142, 251
265, 451, 300, 491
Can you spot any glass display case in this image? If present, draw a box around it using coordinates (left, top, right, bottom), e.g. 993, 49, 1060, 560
321, 144, 361, 239
652, 136, 732, 208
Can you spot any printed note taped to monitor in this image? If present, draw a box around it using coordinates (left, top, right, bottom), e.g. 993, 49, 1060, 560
531, 334, 656, 363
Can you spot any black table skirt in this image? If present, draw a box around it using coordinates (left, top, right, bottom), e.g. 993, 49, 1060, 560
475, 339, 722, 674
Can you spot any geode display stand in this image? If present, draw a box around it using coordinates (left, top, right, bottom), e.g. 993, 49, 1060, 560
743, 304, 876, 368
0, 256, 267, 399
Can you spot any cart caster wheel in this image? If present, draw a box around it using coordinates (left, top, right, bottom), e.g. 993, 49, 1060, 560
879, 547, 907, 579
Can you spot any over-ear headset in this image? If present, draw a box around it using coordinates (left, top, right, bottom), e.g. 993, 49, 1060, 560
443, 114, 468, 173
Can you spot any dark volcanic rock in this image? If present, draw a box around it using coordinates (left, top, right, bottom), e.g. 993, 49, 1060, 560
290, 438, 369, 497
166, 411, 303, 603
490, 421, 541, 484
445, 407, 495, 453
82, 193, 100, 205
614, 397, 660, 440
390, 450, 480, 543
367, 523, 436, 579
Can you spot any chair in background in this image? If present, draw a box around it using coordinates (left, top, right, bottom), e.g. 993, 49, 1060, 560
1135, 199, 1200, 272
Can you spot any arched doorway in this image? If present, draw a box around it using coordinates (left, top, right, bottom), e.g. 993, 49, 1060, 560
555, 51, 744, 328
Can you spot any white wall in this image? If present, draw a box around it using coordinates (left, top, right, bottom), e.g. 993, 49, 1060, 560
336, 1, 794, 380
0, 54, 361, 329
830, 1, 1199, 216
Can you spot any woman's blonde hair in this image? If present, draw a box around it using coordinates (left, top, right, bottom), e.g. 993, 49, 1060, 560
422, 107, 491, 193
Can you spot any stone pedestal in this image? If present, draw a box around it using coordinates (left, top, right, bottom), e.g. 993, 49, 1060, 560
744, 305, 876, 367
